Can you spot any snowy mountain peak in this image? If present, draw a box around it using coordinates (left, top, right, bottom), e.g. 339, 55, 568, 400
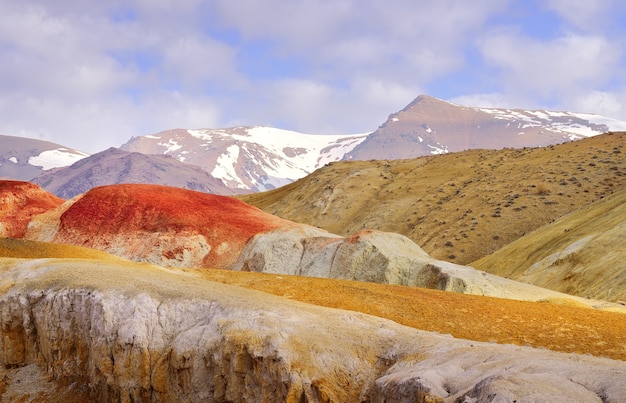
345, 95, 626, 161
121, 126, 368, 192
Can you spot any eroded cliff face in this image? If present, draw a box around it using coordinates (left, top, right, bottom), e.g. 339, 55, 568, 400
0, 258, 625, 402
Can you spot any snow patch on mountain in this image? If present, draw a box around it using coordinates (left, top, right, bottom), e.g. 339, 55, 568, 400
479, 107, 626, 138
122, 126, 368, 192
28, 148, 89, 170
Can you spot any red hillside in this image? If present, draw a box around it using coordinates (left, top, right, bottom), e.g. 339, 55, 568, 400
54, 184, 295, 267
0, 180, 65, 238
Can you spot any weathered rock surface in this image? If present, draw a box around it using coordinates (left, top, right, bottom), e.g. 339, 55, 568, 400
234, 227, 620, 309
0, 180, 64, 238
25, 183, 296, 269
0, 257, 625, 402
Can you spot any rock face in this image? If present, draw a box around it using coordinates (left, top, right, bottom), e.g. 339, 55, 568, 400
31, 147, 241, 198
25, 183, 296, 269
233, 227, 621, 308
0, 180, 64, 238
345, 94, 626, 160
0, 258, 625, 402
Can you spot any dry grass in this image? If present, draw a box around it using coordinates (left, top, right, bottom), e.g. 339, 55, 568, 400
196, 268, 626, 362
240, 132, 626, 265
473, 187, 626, 302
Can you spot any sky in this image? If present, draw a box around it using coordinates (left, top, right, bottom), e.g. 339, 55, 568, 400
1, 0, 626, 153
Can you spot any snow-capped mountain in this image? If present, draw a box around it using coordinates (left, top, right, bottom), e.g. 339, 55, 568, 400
345, 95, 626, 160
121, 126, 368, 192
31, 147, 241, 199
0, 134, 89, 181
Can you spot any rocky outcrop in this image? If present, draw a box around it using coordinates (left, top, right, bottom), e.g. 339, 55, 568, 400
0, 257, 625, 402
0, 180, 64, 238
234, 227, 620, 308
25, 183, 296, 269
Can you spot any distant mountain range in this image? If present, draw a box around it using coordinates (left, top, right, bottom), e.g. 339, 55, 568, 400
4, 95, 626, 194
0, 134, 88, 181
120, 126, 367, 192
32, 147, 240, 198
345, 95, 626, 160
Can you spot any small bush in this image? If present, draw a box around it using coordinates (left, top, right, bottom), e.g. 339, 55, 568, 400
535, 183, 551, 195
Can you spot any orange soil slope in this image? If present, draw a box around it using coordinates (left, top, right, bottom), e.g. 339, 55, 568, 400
54, 184, 296, 267
199, 269, 626, 361
0, 180, 64, 238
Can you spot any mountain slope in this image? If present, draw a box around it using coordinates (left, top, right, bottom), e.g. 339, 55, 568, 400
121, 126, 367, 192
0, 134, 88, 180
30, 147, 240, 198
472, 187, 626, 303
240, 132, 626, 266
345, 95, 626, 160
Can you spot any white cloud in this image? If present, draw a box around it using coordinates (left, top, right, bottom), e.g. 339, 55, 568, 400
571, 91, 625, 118
1, 0, 625, 154
544, 0, 620, 32
478, 30, 620, 101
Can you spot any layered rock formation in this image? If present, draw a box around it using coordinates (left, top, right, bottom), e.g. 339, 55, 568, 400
0, 180, 64, 238
25, 183, 295, 269
0, 257, 624, 402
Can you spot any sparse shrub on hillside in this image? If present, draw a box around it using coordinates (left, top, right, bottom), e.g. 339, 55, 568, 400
535, 183, 551, 195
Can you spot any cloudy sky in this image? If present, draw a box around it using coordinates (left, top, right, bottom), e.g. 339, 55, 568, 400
1, 0, 626, 153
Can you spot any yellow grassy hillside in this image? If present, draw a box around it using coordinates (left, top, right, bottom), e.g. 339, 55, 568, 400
240, 132, 626, 265
473, 187, 626, 303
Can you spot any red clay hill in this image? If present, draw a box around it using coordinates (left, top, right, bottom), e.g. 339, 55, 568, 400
26, 183, 297, 268
0, 180, 64, 238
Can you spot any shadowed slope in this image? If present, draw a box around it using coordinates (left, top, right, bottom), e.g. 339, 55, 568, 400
473, 187, 626, 303
0, 180, 64, 238
241, 132, 626, 265
26, 184, 296, 268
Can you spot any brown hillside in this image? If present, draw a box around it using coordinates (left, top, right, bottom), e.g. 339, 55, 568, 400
0, 180, 64, 238
240, 132, 626, 264
473, 187, 626, 303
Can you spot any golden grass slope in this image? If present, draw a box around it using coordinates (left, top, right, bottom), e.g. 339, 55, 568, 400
240, 132, 626, 265
473, 187, 626, 303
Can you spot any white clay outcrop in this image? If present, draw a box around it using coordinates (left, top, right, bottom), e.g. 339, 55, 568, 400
0, 257, 625, 402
